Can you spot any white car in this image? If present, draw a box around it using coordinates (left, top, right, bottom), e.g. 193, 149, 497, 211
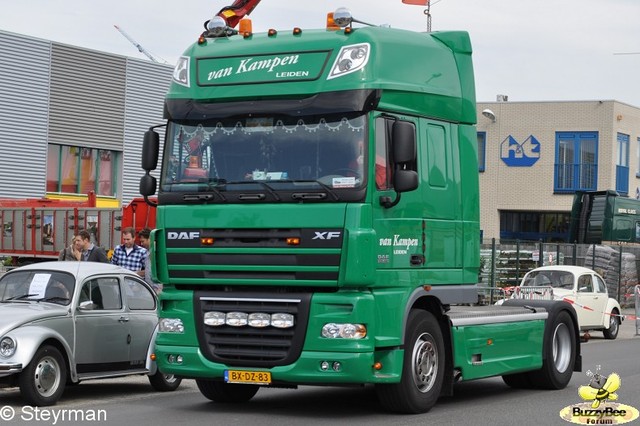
516, 265, 622, 339
0, 261, 181, 406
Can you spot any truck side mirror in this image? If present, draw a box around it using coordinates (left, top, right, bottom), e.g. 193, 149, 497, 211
380, 121, 418, 208
142, 130, 160, 171
392, 121, 416, 164
140, 174, 157, 197
391, 121, 418, 193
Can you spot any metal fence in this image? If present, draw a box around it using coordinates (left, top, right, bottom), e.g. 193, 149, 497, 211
479, 239, 640, 307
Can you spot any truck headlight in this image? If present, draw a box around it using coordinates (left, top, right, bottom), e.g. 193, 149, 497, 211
327, 43, 370, 80
159, 318, 184, 333
321, 323, 367, 339
172, 56, 190, 87
0, 336, 16, 357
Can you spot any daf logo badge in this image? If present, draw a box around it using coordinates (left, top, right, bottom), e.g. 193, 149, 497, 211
167, 231, 200, 240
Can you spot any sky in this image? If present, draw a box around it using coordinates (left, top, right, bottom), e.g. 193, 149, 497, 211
1, 0, 640, 106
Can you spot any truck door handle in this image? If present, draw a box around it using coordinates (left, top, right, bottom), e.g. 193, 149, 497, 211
410, 255, 425, 266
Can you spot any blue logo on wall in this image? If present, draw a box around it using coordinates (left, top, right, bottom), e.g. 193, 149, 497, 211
501, 135, 540, 167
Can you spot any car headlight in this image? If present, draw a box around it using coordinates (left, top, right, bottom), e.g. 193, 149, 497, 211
0, 336, 16, 358
159, 318, 184, 334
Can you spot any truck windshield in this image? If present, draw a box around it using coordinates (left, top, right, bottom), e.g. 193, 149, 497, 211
160, 114, 366, 194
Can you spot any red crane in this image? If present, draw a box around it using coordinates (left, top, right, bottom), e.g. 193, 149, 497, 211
215, 0, 263, 28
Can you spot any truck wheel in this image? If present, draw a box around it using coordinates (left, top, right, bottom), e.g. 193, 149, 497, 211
375, 310, 445, 413
148, 370, 182, 392
18, 345, 67, 406
602, 310, 619, 340
530, 310, 576, 389
196, 379, 259, 403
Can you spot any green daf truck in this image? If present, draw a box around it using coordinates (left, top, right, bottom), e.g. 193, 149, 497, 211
139, 2, 581, 413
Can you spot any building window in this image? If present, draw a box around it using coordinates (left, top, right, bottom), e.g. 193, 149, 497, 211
636, 137, 640, 178
46, 144, 119, 196
477, 132, 486, 172
500, 211, 571, 242
616, 133, 629, 196
554, 132, 598, 193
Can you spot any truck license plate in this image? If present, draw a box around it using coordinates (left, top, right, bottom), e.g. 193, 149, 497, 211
224, 370, 272, 385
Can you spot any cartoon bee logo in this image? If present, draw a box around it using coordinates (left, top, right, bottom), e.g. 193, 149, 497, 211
578, 367, 621, 408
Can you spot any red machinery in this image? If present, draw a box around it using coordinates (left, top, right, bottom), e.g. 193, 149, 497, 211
0, 192, 155, 265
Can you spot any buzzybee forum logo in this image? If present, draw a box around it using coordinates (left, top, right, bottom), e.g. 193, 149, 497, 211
559, 366, 639, 424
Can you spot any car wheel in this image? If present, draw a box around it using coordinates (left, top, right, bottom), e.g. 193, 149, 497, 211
375, 310, 445, 414
196, 379, 259, 403
18, 345, 67, 406
602, 310, 620, 340
529, 310, 576, 389
148, 370, 182, 392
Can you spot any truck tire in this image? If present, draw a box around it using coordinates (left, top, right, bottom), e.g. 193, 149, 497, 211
148, 370, 182, 392
375, 310, 445, 413
602, 310, 620, 340
530, 310, 576, 389
196, 379, 259, 403
19, 345, 67, 406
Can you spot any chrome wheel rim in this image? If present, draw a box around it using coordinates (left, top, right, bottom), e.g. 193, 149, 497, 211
411, 332, 438, 393
34, 355, 61, 397
552, 323, 572, 373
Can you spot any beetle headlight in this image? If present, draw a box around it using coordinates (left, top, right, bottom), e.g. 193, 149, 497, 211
0, 336, 16, 358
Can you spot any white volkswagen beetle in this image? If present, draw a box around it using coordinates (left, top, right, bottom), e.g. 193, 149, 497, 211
516, 265, 622, 339
0, 262, 181, 406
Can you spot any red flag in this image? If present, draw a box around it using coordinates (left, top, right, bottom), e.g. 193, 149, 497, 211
402, 0, 429, 5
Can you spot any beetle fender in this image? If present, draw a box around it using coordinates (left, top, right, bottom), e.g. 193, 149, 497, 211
0, 325, 75, 378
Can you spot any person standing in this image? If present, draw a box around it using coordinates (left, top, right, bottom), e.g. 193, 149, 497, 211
110, 226, 147, 273
58, 234, 83, 261
137, 228, 163, 294
77, 230, 108, 262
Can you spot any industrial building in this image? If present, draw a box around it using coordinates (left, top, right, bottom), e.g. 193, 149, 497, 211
0, 29, 172, 207
477, 99, 640, 242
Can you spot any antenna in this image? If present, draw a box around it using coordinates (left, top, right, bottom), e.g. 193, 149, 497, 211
113, 25, 169, 64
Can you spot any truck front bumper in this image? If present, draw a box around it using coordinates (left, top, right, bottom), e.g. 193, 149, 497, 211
155, 345, 402, 385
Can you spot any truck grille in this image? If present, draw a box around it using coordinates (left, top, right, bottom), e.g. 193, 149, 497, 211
195, 291, 311, 368
165, 228, 343, 286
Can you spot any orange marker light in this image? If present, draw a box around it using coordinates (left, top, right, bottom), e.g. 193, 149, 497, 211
239, 18, 253, 34
487, 339, 494, 346
293, 27, 302, 35
373, 362, 383, 370
201, 237, 215, 246
286, 237, 300, 246
326, 12, 339, 31
268, 28, 277, 37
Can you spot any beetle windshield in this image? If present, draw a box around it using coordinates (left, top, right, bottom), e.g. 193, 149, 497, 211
521, 270, 574, 289
0, 271, 75, 306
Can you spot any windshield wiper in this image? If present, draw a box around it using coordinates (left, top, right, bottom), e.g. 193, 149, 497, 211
41, 296, 70, 303
225, 180, 281, 201
6, 293, 39, 301
291, 180, 340, 201
181, 179, 227, 202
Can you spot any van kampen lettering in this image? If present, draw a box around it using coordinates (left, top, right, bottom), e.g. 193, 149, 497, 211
208, 55, 300, 81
